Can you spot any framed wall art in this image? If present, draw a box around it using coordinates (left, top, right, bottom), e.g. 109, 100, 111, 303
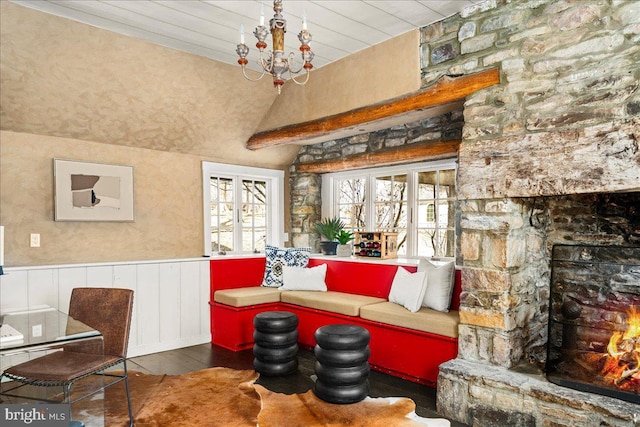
54, 159, 135, 222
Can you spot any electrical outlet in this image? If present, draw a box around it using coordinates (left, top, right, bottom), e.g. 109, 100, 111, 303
32, 324, 42, 337
30, 233, 40, 248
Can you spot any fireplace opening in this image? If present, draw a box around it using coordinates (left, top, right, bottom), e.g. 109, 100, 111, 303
546, 244, 640, 404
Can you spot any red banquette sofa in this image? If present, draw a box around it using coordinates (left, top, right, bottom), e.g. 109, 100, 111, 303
209, 256, 462, 386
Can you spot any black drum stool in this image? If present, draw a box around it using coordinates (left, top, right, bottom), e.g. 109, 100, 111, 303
313, 324, 370, 404
253, 311, 299, 376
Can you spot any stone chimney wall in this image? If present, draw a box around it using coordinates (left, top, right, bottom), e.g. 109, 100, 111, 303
421, 0, 639, 200
420, 0, 639, 369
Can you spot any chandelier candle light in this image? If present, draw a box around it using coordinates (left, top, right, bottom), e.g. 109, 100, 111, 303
236, 0, 314, 94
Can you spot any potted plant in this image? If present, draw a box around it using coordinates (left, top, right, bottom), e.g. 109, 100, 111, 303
315, 216, 344, 255
335, 229, 355, 257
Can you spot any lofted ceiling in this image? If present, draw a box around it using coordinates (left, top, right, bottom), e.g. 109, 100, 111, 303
10, 0, 481, 73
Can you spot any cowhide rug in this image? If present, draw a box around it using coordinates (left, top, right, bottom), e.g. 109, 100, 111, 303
71, 367, 450, 426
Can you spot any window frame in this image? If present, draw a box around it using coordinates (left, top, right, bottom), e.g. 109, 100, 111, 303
202, 162, 284, 256
321, 159, 457, 257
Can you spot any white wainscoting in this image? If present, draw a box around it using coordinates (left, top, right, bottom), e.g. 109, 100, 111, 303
0, 258, 211, 359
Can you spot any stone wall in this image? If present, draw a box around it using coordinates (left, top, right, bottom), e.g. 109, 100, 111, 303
457, 197, 550, 367
424, 0, 640, 424
420, 0, 639, 199
289, 111, 464, 250
422, 0, 639, 369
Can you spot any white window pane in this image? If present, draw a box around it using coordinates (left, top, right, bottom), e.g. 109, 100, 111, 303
436, 229, 456, 257
219, 178, 233, 201
339, 178, 366, 232
339, 178, 365, 204
219, 231, 234, 252
376, 175, 407, 203
440, 170, 456, 188
418, 202, 436, 226
438, 186, 454, 199
376, 203, 406, 230
210, 201, 218, 217
437, 200, 455, 228
242, 228, 266, 252
396, 230, 407, 255
240, 179, 268, 252
220, 203, 234, 226
417, 229, 437, 257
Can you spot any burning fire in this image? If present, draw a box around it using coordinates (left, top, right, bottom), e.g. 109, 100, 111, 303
601, 306, 640, 390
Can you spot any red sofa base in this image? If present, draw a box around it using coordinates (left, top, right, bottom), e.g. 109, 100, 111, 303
210, 301, 281, 351
210, 300, 457, 386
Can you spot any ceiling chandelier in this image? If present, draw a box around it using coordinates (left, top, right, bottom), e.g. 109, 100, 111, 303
236, 0, 314, 94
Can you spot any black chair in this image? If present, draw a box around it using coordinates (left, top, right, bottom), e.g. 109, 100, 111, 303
0, 288, 135, 426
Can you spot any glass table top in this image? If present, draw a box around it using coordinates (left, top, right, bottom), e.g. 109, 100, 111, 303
0, 307, 100, 353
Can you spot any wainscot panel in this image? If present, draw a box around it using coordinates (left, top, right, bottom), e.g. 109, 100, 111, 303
0, 258, 210, 362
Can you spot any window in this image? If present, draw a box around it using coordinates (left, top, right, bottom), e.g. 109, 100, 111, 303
202, 162, 284, 255
375, 174, 408, 255
416, 169, 456, 257
322, 160, 456, 257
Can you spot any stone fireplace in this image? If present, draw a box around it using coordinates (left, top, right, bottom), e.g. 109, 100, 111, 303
414, 1, 639, 425
437, 193, 640, 426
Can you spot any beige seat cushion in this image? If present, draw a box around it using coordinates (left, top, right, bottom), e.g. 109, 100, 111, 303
360, 301, 459, 338
280, 291, 385, 317
214, 287, 281, 307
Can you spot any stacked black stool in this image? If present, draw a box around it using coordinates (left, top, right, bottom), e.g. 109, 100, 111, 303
313, 324, 370, 404
253, 311, 299, 376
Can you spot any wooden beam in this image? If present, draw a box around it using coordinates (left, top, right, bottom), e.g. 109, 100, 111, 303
296, 140, 461, 174
247, 68, 500, 150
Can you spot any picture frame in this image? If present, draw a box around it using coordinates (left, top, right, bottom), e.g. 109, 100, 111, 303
54, 159, 135, 222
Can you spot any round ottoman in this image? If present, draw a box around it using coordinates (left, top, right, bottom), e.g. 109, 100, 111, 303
253, 311, 299, 376
313, 324, 370, 404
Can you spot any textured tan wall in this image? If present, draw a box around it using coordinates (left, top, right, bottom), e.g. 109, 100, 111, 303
0, 2, 300, 168
258, 30, 422, 131
0, 131, 207, 266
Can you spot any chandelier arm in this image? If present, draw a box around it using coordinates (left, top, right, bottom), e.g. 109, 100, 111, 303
240, 64, 268, 82
286, 52, 304, 74
289, 69, 311, 86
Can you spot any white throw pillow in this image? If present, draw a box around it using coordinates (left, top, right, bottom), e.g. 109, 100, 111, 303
388, 267, 428, 313
280, 263, 328, 291
418, 258, 456, 312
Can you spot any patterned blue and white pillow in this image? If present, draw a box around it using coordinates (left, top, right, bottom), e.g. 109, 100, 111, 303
262, 245, 311, 288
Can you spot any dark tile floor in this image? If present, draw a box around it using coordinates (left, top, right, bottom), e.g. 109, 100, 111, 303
128, 343, 468, 426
